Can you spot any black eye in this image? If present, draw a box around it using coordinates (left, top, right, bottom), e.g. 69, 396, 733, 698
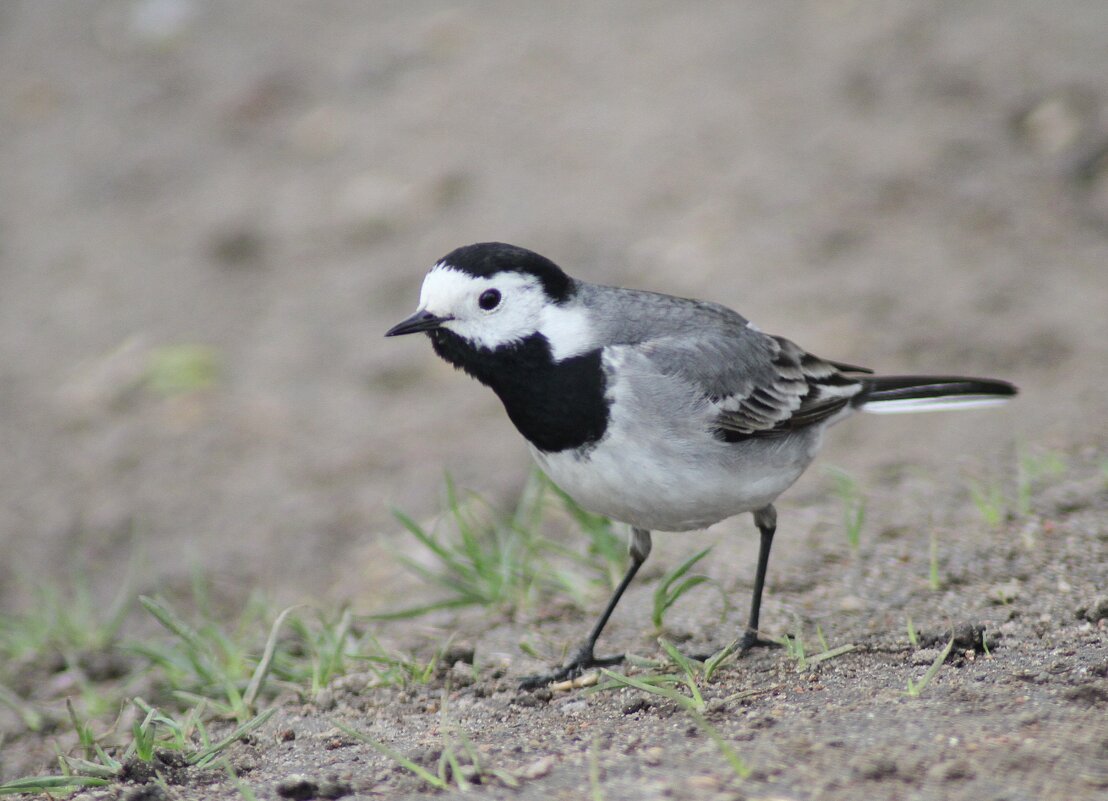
478, 289, 501, 310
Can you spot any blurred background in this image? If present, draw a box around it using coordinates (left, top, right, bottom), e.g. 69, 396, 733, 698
1, 0, 1106, 612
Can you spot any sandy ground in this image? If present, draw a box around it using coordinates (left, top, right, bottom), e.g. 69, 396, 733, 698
1, 1, 1107, 799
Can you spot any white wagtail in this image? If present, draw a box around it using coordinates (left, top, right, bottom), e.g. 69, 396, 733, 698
386, 242, 1017, 687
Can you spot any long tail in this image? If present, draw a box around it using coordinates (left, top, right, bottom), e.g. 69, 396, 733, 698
854, 375, 1017, 415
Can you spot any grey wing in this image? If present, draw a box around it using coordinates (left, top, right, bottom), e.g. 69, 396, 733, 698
640, 327, 871, 440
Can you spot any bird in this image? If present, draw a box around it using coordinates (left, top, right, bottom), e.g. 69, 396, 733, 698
386, 242, 1017, 688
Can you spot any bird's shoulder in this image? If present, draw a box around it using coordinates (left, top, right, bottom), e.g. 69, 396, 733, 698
574, 282, 752, 345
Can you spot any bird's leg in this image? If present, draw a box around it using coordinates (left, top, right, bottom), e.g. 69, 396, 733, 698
520, 527, 652, 689
739, 505, 781, 653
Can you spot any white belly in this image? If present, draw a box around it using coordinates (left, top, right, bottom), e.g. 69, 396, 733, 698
529, 425, 823, 532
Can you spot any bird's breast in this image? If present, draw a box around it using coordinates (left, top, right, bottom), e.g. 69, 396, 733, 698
430, 330, 611, 453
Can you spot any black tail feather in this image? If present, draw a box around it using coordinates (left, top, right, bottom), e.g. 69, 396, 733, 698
856, 375, 1018, 405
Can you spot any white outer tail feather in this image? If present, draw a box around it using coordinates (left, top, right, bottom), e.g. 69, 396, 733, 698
860, 395, 1013, 415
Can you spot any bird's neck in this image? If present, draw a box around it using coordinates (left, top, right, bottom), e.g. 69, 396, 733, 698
429, 331, 609, 453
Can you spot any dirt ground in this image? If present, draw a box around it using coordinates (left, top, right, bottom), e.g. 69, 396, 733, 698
2, 1, 1107, 799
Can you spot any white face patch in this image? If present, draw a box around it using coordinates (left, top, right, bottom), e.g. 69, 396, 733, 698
538, 303, 593, 361
415, 263, 595, 359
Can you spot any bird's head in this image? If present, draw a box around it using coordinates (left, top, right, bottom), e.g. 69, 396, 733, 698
386, 242, 592, 359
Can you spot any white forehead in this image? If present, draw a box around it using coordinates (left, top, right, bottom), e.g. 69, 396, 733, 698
418, 263, 540, 312
417, 262, 594, 360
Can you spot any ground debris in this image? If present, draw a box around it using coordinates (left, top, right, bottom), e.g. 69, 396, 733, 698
922, 622, 991, 654
275, 774, 318, 800
275, 773, 351, 800
1076, 595, 1108, 623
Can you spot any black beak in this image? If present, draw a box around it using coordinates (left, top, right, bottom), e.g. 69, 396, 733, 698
385, 309, 452, 337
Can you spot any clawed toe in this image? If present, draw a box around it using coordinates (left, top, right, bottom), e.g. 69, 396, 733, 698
518, 649, 624, 690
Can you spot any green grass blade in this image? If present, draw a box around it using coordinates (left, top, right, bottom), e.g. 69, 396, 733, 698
139, 595, 205, 652
599, 669, 700, 712
0, 683, 44, 732
652, 548, 717, 630
703, 639, 740, 682
243, 605, 302, 709
392, 510, 458, 567
190, 707, 277, 767
588, 733, 604, 801
658, 638, 702, 679
929, 534, 942, 591
661, 576, 711, 615
906, 637, 955, 697
687, 710, 751, 780
139, 595, 220, 685
335, 722, 448, 790
806, 643, 856, 666
660, 548, 713, 593
364, 596, 476, 621
0, 775, 110, 794
442, 744, 469, 791
57, 756, 120, 780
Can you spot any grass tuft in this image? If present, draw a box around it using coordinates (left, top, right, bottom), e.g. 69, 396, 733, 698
144, 343, 220, 395
0, 564, 135, 672
906, 616, 919, 648
134, 594, 285, 723
773, 624, 855, 672
353, 634, 442, 687
968, 478, 1006, 529
381, 470, 627, 620
651, 547, 728, 634
0, 580, 337, 793
337, 690, 516, 791
826, 466, 866, 551
928, 533, 942, 591
597, 653, 751, 782
967, 446, 1067, 530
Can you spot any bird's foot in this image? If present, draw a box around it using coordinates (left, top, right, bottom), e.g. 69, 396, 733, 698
518, 645, 624, 690
688, 630, 781, 665
738, 628, 781, 654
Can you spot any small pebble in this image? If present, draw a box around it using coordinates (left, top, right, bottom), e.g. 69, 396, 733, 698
686, 774, 721, 790
559, 699, 589, 715
1015, 92, 1089, 154
837, 595, 866, 612
642, 746, 665, 766
520, 755, 555, 780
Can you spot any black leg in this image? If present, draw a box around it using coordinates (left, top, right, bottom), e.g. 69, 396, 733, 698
739, 505, 780, 654
520, 528, 652, 689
